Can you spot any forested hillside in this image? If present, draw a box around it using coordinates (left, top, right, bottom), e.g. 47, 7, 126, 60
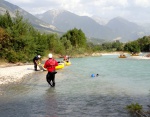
1, 11, 150, 63
0, 11, 89, 63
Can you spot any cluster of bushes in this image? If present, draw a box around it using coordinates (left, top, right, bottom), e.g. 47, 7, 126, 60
124, 36, 150, 53
126, 103, 150, 116
89, 36, 150, 54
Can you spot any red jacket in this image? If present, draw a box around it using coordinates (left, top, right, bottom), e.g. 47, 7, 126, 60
44, 58, 58, 72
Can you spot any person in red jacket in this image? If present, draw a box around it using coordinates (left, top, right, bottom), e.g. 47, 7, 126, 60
44, 53, 58, 87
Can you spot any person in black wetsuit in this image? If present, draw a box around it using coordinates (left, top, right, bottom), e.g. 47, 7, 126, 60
44, 53, 58, 87
33, 55, 41, 71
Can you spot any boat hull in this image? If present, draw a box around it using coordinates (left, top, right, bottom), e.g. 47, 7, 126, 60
55, 63, 65, 70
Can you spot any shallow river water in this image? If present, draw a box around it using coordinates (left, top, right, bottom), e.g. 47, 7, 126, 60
0, 55, 150, 117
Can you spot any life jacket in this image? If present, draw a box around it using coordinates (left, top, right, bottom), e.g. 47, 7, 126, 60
44, 58, 58, 72
47, 59, 56, 67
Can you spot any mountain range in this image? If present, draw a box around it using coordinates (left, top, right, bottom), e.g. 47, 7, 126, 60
0, 0, 149, 42
0, 0, 61, 33
35, 10, 116, 40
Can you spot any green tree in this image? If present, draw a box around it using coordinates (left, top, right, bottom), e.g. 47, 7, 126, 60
61, 28, 87, 48
124, 41, 140, 53
137, 36, 150, 52
102, 42, 112, 51
0, 10, 13, 28
0, 11, 43, 62
112, 41, 124, 51
61, 37, 72, 55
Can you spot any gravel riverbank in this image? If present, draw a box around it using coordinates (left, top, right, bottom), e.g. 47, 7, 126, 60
0, 65, 35, 85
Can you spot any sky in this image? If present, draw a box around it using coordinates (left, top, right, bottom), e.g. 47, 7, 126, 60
5, 0, 150, 24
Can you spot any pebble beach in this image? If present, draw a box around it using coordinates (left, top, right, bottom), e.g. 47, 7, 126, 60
0, 65, 35, 85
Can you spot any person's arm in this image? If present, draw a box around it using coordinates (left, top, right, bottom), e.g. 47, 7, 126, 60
44, 61, 47, 69
37, 58, 41, 65
34, 60, 38, 64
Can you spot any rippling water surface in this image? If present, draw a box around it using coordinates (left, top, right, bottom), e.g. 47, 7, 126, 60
0, 55, 150, 117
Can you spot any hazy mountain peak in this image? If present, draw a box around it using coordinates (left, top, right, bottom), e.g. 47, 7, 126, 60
113, 16, 125, 20
0, 0, 58, 33
91, 15, 109, 25
110, 16, 133, 24
45, 9, 66, 17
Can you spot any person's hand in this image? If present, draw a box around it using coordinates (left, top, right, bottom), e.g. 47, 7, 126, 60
35, 61, 38, 65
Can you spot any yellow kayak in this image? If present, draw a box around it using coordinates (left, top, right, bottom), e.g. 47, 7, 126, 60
55, 63, 65, 70
64, 61, 71, 66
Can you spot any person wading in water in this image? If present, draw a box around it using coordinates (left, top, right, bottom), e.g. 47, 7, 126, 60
44, 53, 58, 87
33, 55, 41, 71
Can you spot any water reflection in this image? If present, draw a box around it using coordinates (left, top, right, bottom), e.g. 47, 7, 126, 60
43, 88, 58, 117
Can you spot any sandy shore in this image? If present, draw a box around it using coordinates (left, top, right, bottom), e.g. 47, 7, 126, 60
128, 56, 150, 59
0, 65, 35, 85
101, 52, 121, 55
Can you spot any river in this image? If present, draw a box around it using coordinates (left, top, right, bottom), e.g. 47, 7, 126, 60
0, 55, 150, 117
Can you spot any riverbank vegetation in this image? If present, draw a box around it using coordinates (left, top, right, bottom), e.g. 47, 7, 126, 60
0, 11, 150, 63
125, 103, 150, 116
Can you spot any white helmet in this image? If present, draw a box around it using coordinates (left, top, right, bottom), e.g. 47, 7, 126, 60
48, 53, 53, 58
38, 55, 41, 58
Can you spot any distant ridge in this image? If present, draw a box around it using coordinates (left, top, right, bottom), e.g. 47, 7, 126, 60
0, 0, 60, 33
106, 17, 145, 41
36, 9, 148, 42
36, 10, 115, 40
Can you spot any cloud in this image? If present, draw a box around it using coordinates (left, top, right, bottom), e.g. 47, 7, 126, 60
8, 0, 33, 4
4, 0, 150, 23
133, 0, 150, 7
3, 0, 129, 15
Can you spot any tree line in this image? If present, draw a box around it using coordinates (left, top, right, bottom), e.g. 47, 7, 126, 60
0, 11, 87, 63
89, 35, 150, 54
0, 11, 150, 63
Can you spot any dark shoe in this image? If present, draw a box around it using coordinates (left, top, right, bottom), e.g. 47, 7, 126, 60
48, 82, 53, 87
52, 82, 55, 87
